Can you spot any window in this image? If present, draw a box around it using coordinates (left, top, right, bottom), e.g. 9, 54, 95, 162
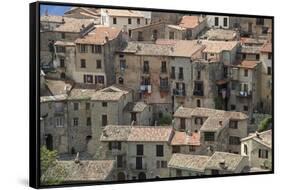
73, 102, 79, 110
61, 32, 65, 39
55, 117, 64, 127
91, 45, 102, 53
180, 118, 186, 130
83, 74, 93, 84
244, 144, 248, 155
229, 136, 240, 145
102, 115, 107, 126
230, 104, 236, 110
96, 60, 102, 69
195, 117, 203, 125
95, 75, 105, 84
128, 29, 132, 37
243, 105, 248, 111
85, 103, 90, 110
86, 117, 91, 126
117, 155, 123, 168
145, 18, 148, 25
128, 18, 132, 24
80, 59, 86, 68
258, 149, 268, 158
204, 132, 215, 141
171, 67, 175, 79
179, 67, 184, 80
161, 61, 167, 73
214, 17, 219, 26
143, 61, 149, 73
194, 81, 204, 96
223, 17, 228, 27
156, 145, 164, 157
131, 112, 137, 122
189, 145, 196, 152
268, 53, 272, 60
102, 102, 107, 107
256, 18, 264, 25
120, 59, 126, 71
229, 120, 238, 129
73, 118, 79, 126
172, 146, 180, 153
136, 144, 144, 155
161, 161, 167, 168
153, 30, 158, 40
56, 46, 65, 53
79, 44, 87, 53
109, 142, 122, 150
256, 54, 260, 60
176, 169, 182, 177
169, 31, 175, 39
138, 31, 143, 41
160, 78, 168, 89
60, 58, 65, 67
113, 17, 117, 24
196, 99, 201, 107
137, 18, 140, 24
197, 71, 201, 80
244, 69, 248, 77
267, 67, 272, 75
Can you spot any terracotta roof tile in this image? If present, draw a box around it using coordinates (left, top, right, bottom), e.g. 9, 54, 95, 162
260, 42, 272, 53
179, 16, 201, 28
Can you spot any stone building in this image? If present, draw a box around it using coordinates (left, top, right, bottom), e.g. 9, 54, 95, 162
260, 42, 272, 114
150, 12, 184, 24
173, 107, 248, 154
100, 125, 174, 180
131, 16, 206, 41
228, 60, 261, 118
200, 28, 239, 41
100, 9, 146, 37
73, 26, 123, 86
207, 15, 230, 29
241, 130, 272, 170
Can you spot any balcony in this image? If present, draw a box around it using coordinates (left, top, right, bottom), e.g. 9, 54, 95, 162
236, 90, 252, 98
193, 90, 204, 96
173, 89, 186, 97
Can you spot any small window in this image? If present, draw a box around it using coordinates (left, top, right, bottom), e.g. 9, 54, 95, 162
172, 146, 180, 153
161, 161, 167, 168
102, 102, 107, 107
244, 144, 248, 155
79, 44, 87, 53
258, 149, 268, 158
229, 120, 238, 129
256, 54, 260, 60
80, 59, 86, 68
214, 17, 219, 26
113, 17, 117, 24
73, 118, 79, 126
244, 69, 248, 77
83, 74, 93, 84
136, 144, 144, 155
223, 17, 228, 27
86, 117, 91, 126
137, 18, 140, 24
161, 61, 167, 73
92, 45, 102, 53
243, 105, 248, 111
268, 53, 272, 60
156, 145, 164, 157
73, 102, 79, 110
60, 58, 65, 67
230, 104, 236, 110
189, 145, 196, 152
86, 102, 90, 110
96, 60, 102, 69
229, 136, 240, 145
128, 18, 132, 24
267, 67, 272, 75
102, 115, 107, 126
196, 99, 201, 107
195, 117, 203, 125
61, 32, 65, 39
204, 132, 215, 141
169, 31, 175, 39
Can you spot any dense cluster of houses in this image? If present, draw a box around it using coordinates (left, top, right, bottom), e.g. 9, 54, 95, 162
40, 7, 272, 183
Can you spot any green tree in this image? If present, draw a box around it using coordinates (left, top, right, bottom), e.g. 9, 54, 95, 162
258, 117, 272, 132
158, 114, 172, 125
40, 146, 66, 185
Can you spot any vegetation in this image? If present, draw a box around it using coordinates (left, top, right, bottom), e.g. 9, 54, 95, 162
40, 146, 66, 185
158, 114, 172, 125
257, 117, 272, 132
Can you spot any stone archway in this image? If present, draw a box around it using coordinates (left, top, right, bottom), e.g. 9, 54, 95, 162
117, 172, 126, 181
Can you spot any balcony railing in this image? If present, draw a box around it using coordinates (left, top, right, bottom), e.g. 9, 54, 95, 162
193, 90, 204, 96
236, 90, 252, 98
173, 89, 186, 96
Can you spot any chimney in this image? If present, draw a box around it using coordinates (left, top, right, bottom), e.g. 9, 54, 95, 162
74, 152, 80, 164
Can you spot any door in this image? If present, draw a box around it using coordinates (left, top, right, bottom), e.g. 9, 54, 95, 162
136, 157, 143, 169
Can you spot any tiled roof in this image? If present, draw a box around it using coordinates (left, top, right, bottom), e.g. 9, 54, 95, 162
103, 9, 144, 18
91, 86, 129, 101
241, 130, 272, 148
200, 113, 230, 132
202, 40, 239, 53
128, 126, 173, 142
119, 40, 204, 58
64, 7, 101, 17
45, 79, 73, 96
179, 16, 201, 29
171, 131, 200, 146
75, 26, 121, 45
54, 18, 94, 33
123, 102, 148, 112
174, 107, 248, 120
205, 152, 246, 171
68, 88, 97, 100
234, 60, 259, 69
168, 153, 210, 172
43, 160, 115, 181
202, 29, 238, 41
260, 42, 272, 53
100, 125, 132, 141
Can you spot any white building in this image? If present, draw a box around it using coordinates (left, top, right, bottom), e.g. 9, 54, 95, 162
207, 15, 230, 29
